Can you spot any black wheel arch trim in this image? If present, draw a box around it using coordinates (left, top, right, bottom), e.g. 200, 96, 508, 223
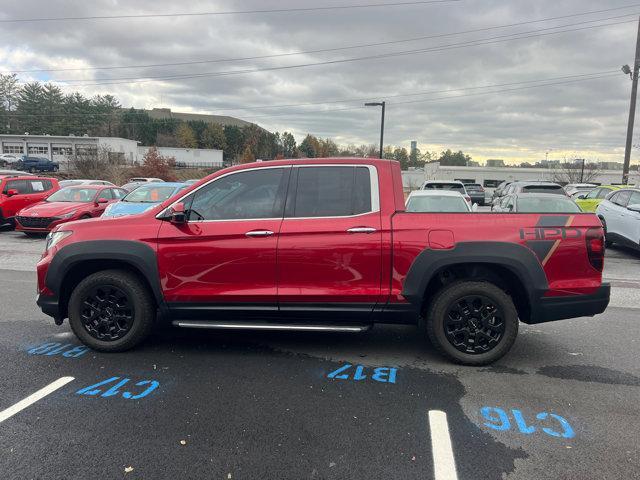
402, 241, 549, 313
46, 240, 163, 305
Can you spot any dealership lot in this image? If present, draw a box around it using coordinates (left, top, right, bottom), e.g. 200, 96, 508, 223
0, 230, 639, 479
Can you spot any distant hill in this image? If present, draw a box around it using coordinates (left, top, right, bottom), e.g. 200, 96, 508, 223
144, 108, 258, 129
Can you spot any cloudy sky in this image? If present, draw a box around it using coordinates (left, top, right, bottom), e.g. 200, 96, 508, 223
1, 0, 640, 165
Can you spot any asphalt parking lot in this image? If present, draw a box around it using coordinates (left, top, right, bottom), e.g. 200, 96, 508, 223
1, 229, 639, 479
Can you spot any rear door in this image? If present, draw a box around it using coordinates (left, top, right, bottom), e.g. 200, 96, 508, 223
1, 179, 31, 217
621, 190, 640, 245
607, 190, 632, 237
277, 165, 383, 317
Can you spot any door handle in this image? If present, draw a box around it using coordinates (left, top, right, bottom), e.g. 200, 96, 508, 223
245, 230, 274, 237
347, 227, 377, 234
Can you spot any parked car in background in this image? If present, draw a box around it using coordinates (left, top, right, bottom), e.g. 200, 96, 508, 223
492, 180, 513, 202
0, 176, 59, 227
0, 154, 22, 167
15, 156, 59, 173
463, 183, 487, 206
492, 193, 582, 213
15, 185, 127, 235
184, 179, 201, 185
574, 185, 624, 212
120, 181, 145, 192
0, 169, 35, 178
564, 183, 596, 197
596, 188, 640, 250
504, 181, 566, 196
59, 179, 115, 188
406, 190, 474, 212
422, 180, 472, 205
102, 182, 189, 218
128, 177, 164, 183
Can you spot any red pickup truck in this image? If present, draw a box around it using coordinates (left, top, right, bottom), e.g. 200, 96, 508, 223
36, 159, 610, 365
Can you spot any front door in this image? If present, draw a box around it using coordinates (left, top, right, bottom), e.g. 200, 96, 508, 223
277, 165, 383, 318
156, 167, 290, 315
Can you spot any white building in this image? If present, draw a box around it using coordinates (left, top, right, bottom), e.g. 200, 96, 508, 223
402, 163, 640, 191
137, 146, 223, 168
0, 134, 223, 169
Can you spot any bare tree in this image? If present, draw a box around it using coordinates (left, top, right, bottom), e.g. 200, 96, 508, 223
550, 159, 602, 184
66, 145, 129, 184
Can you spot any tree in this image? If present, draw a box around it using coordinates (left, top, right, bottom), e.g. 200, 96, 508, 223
224, 125, 245, 162
299, 134, 320, 158
0, 74, 19, 133
438, 149, 471, 166
393, 147, 410, 169
318, 138, 340, 157
41, 84, 64, 135
281, 131, 297, 157
131, 146, 177, 181
16, 82, 44, 134
202, 123, 227, 150
241, 145, 255, 164
551, 159, 602, 184
176, 123, 198, 148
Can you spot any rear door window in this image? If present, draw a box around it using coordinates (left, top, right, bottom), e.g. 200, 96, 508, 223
3, 180, 29, 194
597, 188, 611, 199
613, 190, 631, 207
626, 191, 640, 207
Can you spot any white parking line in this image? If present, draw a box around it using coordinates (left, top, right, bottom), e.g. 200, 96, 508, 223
428, 410, 458, 480
0, 377, 74, 423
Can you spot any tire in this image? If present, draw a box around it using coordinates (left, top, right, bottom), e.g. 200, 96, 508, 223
68, 269, 156, 352
425, 281, 519, 366
599, 217, 613, 247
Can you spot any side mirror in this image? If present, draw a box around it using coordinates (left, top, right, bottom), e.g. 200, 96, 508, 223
96, 198, 109, 204
471, 203, 478, 212
576, 194, 587, 199
168, 202, 187, 224
628, 203, 640, 213
6, 189, 19, 197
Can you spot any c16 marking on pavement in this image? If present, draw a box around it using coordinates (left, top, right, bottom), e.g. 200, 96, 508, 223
428, 410, 459, 480
481, 406, 575, 439
76, 376, 160, 400
326, 364, 398, 383
0, 376, 75, 424
27, 342, 90, 358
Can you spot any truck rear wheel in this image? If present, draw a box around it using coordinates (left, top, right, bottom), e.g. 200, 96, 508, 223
68, 269, 155, 352
425, 281, 518, 365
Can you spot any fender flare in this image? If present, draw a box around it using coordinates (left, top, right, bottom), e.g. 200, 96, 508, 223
401, 241, 549, 308
46, 240, 162, 304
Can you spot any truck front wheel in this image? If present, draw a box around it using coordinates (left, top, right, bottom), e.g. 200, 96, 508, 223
425, 281, 518, 365
68, 269, 155, 352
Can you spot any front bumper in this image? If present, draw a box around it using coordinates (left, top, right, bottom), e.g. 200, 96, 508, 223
527, 283, 610, 324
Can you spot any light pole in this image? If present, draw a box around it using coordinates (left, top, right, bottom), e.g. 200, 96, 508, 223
365, 101, 385, 159
622, 15, 640, 184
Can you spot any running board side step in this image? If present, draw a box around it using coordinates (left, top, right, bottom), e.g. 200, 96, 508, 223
172, 321, 371, 332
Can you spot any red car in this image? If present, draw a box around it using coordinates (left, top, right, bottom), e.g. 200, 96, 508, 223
36, 158, 610, 365
0, 175, 59, 228
15, 185, 127, 235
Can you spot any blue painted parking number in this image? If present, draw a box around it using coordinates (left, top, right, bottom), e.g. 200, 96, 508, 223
327, 364, 397, 383
481, 407, 575, 439
76, 377, 160, 400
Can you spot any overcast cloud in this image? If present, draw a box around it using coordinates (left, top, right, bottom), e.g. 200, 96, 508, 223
1, 0, 639, 164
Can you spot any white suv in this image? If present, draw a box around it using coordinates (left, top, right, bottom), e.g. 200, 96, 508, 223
596, 188, 640, 250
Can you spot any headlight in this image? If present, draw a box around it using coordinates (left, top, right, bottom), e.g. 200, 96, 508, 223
45, 230, 73, 253
59, 210, 77, 219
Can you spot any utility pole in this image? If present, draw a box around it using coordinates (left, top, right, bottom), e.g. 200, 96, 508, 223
622, 16, 640, 184
365, 101, 385, 158
580, 158, 585, 183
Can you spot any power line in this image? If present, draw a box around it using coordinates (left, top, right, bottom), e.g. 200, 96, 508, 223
4, 70, 620, 117
8, 4, 640, 74
0, 1, 461, 24
54, 17, 638, 86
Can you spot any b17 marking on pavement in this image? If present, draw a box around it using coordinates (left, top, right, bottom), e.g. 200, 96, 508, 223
326, 364, 398, 383
480, 406, 575, 439
76, 376, 160, 400
27, 342, 90, 358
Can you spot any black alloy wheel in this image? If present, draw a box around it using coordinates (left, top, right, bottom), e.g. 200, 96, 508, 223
80, 285, 134, 341
443, 294, 505, 354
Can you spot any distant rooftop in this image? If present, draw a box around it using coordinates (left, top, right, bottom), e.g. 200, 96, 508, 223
144, 108, 256, 128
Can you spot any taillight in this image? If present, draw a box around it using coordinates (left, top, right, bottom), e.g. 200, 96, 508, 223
586, 227, 604, 271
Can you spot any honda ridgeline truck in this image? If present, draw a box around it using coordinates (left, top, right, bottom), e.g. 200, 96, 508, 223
36, 159, 610, 365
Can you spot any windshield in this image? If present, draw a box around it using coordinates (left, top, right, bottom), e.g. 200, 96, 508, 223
424, 183, 465, 194
406, 195, 469, 212
123, 185, 181, 203
517, 197, 581, 213
46, 188, 98, 203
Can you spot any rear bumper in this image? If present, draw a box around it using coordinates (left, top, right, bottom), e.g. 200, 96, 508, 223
527, 283, 610, 324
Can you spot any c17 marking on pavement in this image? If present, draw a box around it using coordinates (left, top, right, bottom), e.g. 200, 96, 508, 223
27, 342, 90, 358
326, 364, 398, 383
0, 376, 75, 424
428, 410, 458, 480
481, 407, 575, 439
76, 376, 160, 400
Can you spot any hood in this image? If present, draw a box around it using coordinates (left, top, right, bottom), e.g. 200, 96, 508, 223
19, 201, 86, 217
102, 201, 159, 218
